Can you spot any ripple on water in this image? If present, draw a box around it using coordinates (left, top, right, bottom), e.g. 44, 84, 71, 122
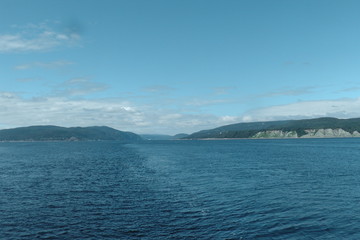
1, 139, 360, 239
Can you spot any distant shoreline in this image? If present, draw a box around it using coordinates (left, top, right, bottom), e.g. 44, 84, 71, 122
182, 136, 360, 140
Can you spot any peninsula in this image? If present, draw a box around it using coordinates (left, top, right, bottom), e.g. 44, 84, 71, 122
185, 117, 360, 139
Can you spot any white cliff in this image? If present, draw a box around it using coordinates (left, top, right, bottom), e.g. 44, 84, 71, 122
301, 128, 353, 138
252, 130, 298, 138
252, 128, 360, 139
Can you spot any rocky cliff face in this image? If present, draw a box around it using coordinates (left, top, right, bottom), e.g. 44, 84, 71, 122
251, 128, 360, 139
252, 130, 298, 138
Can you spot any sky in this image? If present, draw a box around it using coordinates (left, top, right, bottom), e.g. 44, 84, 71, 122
1, 0, 360, 134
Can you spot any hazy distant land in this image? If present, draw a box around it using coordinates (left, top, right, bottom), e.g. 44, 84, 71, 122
140, 133, 189, 140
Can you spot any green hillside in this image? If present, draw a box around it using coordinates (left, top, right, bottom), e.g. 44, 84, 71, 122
0, 125, 142, 142
186, 117, 360, 139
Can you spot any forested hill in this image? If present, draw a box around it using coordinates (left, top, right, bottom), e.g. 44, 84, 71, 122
0, 125, 142, 142
186, 117, 360, 139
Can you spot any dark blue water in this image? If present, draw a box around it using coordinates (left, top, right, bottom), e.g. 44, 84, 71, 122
1, 139, 360, 239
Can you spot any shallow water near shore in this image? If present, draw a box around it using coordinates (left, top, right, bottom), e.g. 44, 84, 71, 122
1, 138, 360, 239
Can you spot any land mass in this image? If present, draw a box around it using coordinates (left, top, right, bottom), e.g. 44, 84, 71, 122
0, 125, 142, 142
185, 117, 360, 139
140, 133, 189, 140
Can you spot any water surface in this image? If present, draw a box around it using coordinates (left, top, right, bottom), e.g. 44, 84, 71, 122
1, 139, 360, 239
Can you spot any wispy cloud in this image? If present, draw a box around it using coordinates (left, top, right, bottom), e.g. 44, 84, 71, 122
335, 87, 360, 93
257, 86, 314, 98
54, 78, 108, 96
185, 98, 230, 107
15, 60, 74, 70
142, 85, 175, 93
212, 86, 236, 95
16, 78, 41, 83
0, 23, 80, 53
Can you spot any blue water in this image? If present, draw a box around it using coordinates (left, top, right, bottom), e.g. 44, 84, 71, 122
1, 139, 360, 239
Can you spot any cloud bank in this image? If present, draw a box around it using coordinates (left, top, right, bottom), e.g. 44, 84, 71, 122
0, 92, 240, 134
242, 98, 360, 122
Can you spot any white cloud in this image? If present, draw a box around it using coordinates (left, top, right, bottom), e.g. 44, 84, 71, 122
242, 98, 360, 122
0, 93, 143, 130
0, 92, 240, 134
0, 23, 80, 52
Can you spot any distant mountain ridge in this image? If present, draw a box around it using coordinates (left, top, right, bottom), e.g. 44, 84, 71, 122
0, 125, 142, 142
140, 133, 189, 140
186, 117, 360, 139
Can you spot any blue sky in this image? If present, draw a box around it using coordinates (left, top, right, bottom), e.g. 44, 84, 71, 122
1, 0, 360, 134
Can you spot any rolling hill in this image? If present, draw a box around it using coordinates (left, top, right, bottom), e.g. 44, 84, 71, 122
0, 125, 142, 142
185, 117, 360, 139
